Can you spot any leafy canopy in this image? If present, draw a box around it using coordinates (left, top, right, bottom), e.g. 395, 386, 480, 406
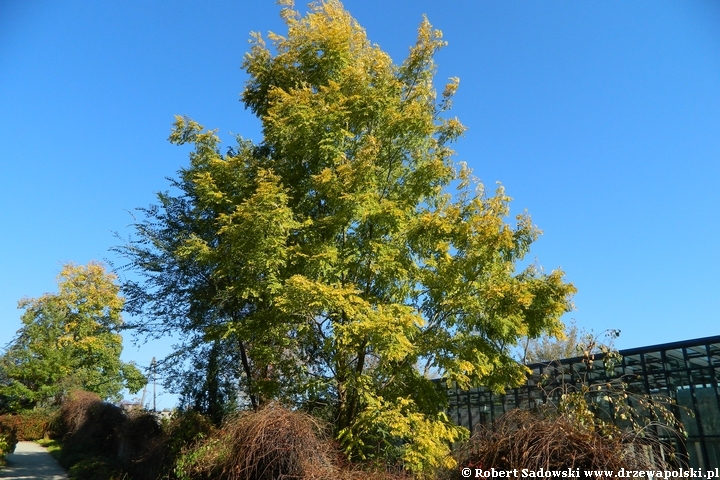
117, 1, 575, 475
0, 262, 146, 411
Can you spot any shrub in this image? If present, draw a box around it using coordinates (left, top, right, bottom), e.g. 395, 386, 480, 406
122, 409, 216, 480
58, 391, 104, 438
175, 404, 413, 480
117, 410, 163, 464
447, 408, 675, 478
68, 456, 127, 480
61, 393, 125, 459
49, 395, 409, 479
175, 404, 340, 480
0, 408, 58, 441
164, 409, 216, 457
0, 425, 18, 466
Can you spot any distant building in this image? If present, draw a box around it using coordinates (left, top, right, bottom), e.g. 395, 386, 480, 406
442, 335, 720, 468
119, 400, 142, 412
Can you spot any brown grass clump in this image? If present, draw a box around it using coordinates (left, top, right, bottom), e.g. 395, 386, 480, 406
58, 391, 104, 437
178, 403, 339, 480
448, 409, 675, 478
50, 398, 409, 480
177, 404, 413, 480
59, 390, 126, 458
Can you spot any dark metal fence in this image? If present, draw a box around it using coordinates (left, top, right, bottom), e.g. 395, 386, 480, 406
441, 335, 720, 468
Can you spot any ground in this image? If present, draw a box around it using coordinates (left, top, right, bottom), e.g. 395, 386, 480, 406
0, 441, 67, 480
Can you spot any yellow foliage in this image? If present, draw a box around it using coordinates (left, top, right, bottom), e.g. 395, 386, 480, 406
118, 1, 576, 476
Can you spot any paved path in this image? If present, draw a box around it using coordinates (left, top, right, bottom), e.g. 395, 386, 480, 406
0, 441, 67, 479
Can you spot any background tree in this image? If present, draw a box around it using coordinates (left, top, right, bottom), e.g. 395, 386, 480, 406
116, 1, 575, 474
163, 338, 244, 425
520, 320, 620, 364
521, 319, 581, 364
0, 262, 146, 411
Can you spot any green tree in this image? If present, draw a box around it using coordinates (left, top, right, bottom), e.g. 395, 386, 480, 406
521, 319, 581, 364
0, 262, 146, 411
163, 338, 244, 425
117, 1, 575, 474
520, 321, 620, 364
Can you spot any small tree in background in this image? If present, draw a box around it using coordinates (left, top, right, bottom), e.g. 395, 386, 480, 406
520, 319, 580, 364
0, 262, 146, 411
520, 319, 621, 364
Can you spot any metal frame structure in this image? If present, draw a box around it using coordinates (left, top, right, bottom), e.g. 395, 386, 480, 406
443, 335, 720, 468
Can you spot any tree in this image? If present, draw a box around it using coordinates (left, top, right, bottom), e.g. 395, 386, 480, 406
116, 1, 575, 474
0, 262, 146, 411
521, 319, 581, 364
164, 338, 244, 425
520, 320, 620, 364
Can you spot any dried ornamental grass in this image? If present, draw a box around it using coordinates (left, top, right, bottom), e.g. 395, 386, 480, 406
59, 390, 126, 458
177, 403, 339, 480
176, 404, 417, 480
59, 390, 103, 436
450, 409, 676, 477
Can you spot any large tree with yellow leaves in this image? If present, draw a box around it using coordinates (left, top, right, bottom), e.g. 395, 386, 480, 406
117, 1, 575, 474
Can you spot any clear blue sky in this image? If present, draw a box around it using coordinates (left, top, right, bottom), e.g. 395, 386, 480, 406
2, 1, 719, 408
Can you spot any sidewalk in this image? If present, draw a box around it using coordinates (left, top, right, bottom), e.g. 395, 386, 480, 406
0, 441, 67, 479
